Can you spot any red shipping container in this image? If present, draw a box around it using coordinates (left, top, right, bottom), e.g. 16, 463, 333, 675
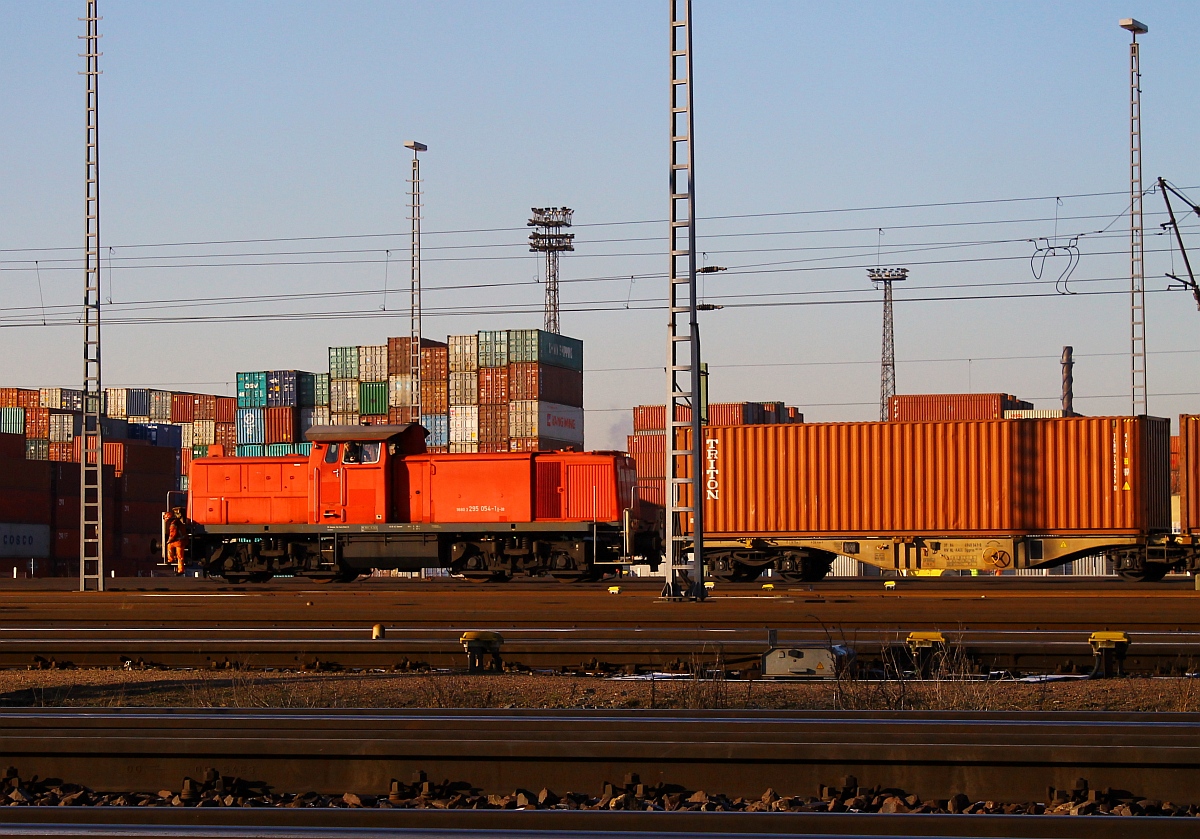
54, 529, 116, 560
423, 379, 450, 415
633, 404, 692, 431
888, 393, 1032, 422
478, 367, 509, 404
0, 433, 25, 460
626, 433, 666, 479
0, 489, 52, 525
48, 442, 74, 462
479, 404, 508, 443
0, 458, 52, 492
1182, 416, 1200, 535
388, 407, 414, 425
119, 470, 176, 503
421, 345, 450, 380
707, 402, 766, 426
180, 446, 193, 476
507, 363, 584, 407
686, 417, 1169, 538
388, 337, 447, 376
216, 397, 237, 424
215, 422, 238, 448
171, 393, 196, 423
24, 407, 50, 439
17, 389, 40, 409
508, 437, 575, 452
192, 394, 218, 421
264, 407, 298, 444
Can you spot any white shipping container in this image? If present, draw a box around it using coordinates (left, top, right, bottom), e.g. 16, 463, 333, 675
449, 372, 478, 406
358, 345, 389, 382
178, 422, 195, 448
331, 412, 359, 426
148, 390, 172, 421
1003, 409, 1072, 419
449, 441, 479, 454
105, 388, 127, 419
507, 401, 584, 444
127, 415, 151, 425
329, 379, 360, 413
450, 406, 479, 443
388, 374, 415, 408
448, 334, 479, 373
193, 419, 217, 446
0, 524, 51, 559
49, 413, 82, 443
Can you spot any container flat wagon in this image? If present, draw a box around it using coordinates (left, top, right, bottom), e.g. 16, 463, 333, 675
673, 415, 1194, 582
182, 425, 658, 582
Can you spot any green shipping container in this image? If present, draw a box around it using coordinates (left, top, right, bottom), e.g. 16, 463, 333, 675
25, 439, 49, 460
477, 330, 509, 368
0, 407, 26, 435
295, 442, 313, 456
236, 444, 265, 457
507, 329, 584, 372
236, 372, 268, 408
192, 445, 209, 458
359, 381, 389, 416
297, 373, 318, 407
266, 443, 295, 456
313, 373, 330, 406
329, 346, 359, 379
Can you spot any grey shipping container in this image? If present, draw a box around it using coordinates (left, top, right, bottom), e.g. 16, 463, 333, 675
477, 331, 509, 368
448, 335, 479, 373
329, 346, 360, 380
148, 390, 172, 421
330, 379, 360, 414
449, 371, 478, 406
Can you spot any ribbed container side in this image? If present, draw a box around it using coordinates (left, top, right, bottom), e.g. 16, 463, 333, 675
266, 443, 295, 457
25, 439, 49, 460
49, 442, 73, 462
329, 379, 360, 413
359, 381, 389, 416
707, 402, 766, 426
479, 404, 509, 445
104, 388, 127, 419
889, 393, 1032, 422
508, 402, 583, 443
125, 389, 150, 418
299, 406, 330, 436
632, 404, 692, 431
1004, 410, 1070, 419
0, 389, 36, 408
311, 373, 330, 407
424, 379, 450, 415
331, 412, 360, 426
328, 346, 359, 380
40, 388, 70, 410
358, 345, 389, 382
477, 330, 509, 368
449, 406, 479, 444
49, 413, 82, 443
448, 335, 478, 373
192, 424, 213, 450
215, 397, 237, 424
478, 367, 509, 404
296, 373, 317, 407
24, 408, 50, 439
508, 363, 584, 407
236, 444, 265, 458
626, 433, 666, 479
236, 408, 265, 445
449, 442, 479, 454
0, 408, 25, 435
387, 337, 447, 376
177, 422, 195, 448
689, 417, 1169, 538
1181, 415, 1200, 535
180, 446, 193, 476
507, 329, 584, 372
236, 372, 268, 408
296, 442, 313, 456
449, 372, 478, 406
388, 374, 414, 408
170, 393, 195, 423
267, 371, 304, 408
148, 390, 173, 421
420, 345, 450, 380
420, 414, 450, 447
214, 423, 238, 449
192, 394, 218, 421
264, 407, 297, 444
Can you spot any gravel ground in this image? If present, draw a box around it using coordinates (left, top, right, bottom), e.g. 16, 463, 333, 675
1, 669, 1198, 711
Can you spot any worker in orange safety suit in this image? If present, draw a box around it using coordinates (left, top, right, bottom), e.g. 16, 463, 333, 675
165, 507, 189, 574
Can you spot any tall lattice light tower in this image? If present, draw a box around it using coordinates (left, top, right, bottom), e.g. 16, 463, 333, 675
663, 0, 705, 600
528, 207, 574, 334
1121, 18, 1149, 416
869, 268, 907, 421
405, 140, 427, 423
79, 0, 106, 591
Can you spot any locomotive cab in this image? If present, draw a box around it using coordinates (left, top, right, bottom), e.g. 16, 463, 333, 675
307, 424, 427, 525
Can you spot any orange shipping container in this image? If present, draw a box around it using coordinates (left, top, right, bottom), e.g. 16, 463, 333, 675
687, 417, 1170, 538
264, 407, 298, 444
888, 393, 1031, 422
192, 394, 218, 421
478, 368, 509, 404
1181, 415, 1200, 536
626, 433, 666, 479
216, 397, 237, 424
215, 422, 238, 448
171, 393, 196, 423
479, 404, 508, 444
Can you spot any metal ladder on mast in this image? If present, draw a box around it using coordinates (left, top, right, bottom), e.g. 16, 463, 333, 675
662, 0, 705, 600
80, 0, 105, 591
1128, 32, 1148, 416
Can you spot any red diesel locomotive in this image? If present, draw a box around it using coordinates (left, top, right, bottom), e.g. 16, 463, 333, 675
181, 424, 660, 582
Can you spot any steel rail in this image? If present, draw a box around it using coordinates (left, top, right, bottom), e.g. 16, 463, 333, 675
0, 709, 1197, 803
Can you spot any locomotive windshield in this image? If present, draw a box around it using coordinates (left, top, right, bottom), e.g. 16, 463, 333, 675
323, 443, 340, 464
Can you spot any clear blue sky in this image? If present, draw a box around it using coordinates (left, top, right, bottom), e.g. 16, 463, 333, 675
1, 2, 1197, 448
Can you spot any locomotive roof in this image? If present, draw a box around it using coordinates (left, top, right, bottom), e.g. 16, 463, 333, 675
304, 424, 428, 443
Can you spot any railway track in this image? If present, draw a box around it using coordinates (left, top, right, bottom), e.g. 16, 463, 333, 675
1, 578, 1197, 674
0, 709, 1197, 837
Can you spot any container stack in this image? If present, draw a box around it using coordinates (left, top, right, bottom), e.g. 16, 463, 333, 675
234, 370, 319, 458
888, 393, 1032, 421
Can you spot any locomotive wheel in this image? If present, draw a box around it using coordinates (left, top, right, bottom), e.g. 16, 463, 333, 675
731, 564, 764, 582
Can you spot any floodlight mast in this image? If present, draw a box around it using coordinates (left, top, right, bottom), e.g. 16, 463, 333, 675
405, 141, 427, 422
528, 207, 575, 334
1120, 18, 1149, 416
869, 267, 908, 421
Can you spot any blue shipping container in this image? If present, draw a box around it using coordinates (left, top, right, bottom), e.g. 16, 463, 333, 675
265, 443, 295, 456
236, 408, 265, 445
420, 414, 450, 447
98, 417, 130, 440
267, 370, 309, 408
126, 389, 150, 418
235, 444, 265, 457
127, 422, 182, 449
295, 442, 313, 457
237, 372, 268, 409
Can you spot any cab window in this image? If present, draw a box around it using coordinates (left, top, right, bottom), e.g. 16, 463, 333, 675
323, 443, 340, 464
343, 442, 362, 464
360, 442, 381, 464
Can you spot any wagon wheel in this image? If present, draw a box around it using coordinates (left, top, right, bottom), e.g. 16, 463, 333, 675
1118, 566, 1168, 583
461, 570, 512, 583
